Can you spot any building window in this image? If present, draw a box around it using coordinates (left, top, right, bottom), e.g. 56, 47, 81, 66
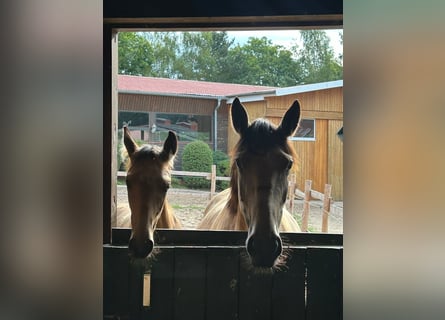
156, 113, 212, 142
290, 119, 316, 141
118, 111, 151, 142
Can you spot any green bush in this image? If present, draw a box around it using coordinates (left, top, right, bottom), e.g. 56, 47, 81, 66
182, 141, 213, 189
213, 151, 230, 191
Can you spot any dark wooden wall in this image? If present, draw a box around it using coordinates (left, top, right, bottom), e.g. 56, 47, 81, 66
104, 230, 342, 320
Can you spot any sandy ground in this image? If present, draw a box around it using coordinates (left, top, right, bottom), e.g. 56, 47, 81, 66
117, 185, 343, 233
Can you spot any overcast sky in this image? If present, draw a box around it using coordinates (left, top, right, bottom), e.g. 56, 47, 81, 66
226, 29, 343, 56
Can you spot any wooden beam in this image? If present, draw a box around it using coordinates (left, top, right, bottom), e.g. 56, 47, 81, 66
104, 0, 343, 28
104, 15, 343, 29
110, 228, 343, 247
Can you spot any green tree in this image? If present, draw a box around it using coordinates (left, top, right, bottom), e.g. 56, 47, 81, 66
293, 30, 342, 84
338, 31, 343, 62
118, 31, 342, 86
174, 32, 234, 81
226, 37, 302, 86
118, 32, 154, 76
143, 32, 180, 78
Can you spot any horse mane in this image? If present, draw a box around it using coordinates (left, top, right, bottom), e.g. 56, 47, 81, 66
227, 118, 299, 215
156, 202, 182, 228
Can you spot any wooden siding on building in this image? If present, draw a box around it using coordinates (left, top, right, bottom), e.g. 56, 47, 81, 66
119, 93, 216, 115
118, 87, 343, 200
226, 87, 343, 200
328, 120, 343, 200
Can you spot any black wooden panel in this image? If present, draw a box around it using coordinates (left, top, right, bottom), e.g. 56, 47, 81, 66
103, 246, 131, 318
238, 252, 274, 320
103, 246, 114, 316
306, 247, 342, 320
206, 247, 241, 320
271, 247, 306, 320
339, 248, 343, 319
112, 228, 343, 247
174, 247, 207, 320
128, 259, 146, 320
148, 247, 175, 320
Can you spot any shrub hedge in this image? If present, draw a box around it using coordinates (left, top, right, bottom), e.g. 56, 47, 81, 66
182, 140, 213, 189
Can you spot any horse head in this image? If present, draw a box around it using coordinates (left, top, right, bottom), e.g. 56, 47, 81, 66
231, 98, 300, 268
123, 127, 177, 258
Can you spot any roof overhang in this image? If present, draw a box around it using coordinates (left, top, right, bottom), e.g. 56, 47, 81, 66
119, 90, 226, 101
226, 80, 343, 103
119, 80, 343, 104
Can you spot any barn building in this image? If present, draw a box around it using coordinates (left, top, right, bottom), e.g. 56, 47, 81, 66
118, 75, 343, 200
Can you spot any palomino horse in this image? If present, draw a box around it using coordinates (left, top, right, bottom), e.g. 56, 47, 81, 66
118, 127, 181, 258
198, 98, 301, 268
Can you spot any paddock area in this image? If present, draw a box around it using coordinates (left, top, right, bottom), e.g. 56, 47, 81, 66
117, 186, 343, 233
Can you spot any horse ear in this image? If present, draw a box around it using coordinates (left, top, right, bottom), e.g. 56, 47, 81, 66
231, 97, 249, 136
278, 100, 301, 138
161, 131, 177, 160
123, 126, 138, 157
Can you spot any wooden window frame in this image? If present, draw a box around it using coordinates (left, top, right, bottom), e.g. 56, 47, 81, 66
290, 118, 316, 141
103, 0, 343, 244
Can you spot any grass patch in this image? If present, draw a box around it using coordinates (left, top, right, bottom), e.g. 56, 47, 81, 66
293, 213, 317, 233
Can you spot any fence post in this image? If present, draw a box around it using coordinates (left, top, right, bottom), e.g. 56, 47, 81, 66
321, 184, 332, 233
301, 180, 312, 232
210, 164, 217, 199
288, 173, 296, 214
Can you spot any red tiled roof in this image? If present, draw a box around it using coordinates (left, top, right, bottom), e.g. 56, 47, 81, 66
118, 75, 276, 97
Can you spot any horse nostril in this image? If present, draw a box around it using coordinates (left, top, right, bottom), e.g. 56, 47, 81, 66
128, 238, 154, 258
128, 237, 136, 251
247, 237, 257, 256
145, 239, 154, 255
246, 234, 283, 267
272, 236, 282, 256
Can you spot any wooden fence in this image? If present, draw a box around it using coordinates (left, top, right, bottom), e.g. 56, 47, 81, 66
104, 229, 343, 320
118, 170, 342, 233
118, 164, 230, 198
287, 176, 342, 233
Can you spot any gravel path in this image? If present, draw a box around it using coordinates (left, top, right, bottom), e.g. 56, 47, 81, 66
117, 185, 343, 233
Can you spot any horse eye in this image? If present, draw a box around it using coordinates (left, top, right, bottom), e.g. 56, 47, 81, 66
235, 158, 243, 170
286, 160, 293, 170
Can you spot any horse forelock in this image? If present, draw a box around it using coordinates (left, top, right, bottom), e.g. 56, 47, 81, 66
124, 144, 174, 173
242, 119, 282, 153
227, 118, 299, 215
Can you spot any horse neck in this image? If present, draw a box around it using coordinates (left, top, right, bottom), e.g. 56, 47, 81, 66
227, 161, 239, 215
156, 200, 180, 229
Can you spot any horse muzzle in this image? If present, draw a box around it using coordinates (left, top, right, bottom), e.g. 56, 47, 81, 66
246, 233, 282, 268
129, 237, 154, 259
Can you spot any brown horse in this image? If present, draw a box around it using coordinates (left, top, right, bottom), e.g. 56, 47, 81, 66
198, 98, 301, 268
119, 127, 181, 258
